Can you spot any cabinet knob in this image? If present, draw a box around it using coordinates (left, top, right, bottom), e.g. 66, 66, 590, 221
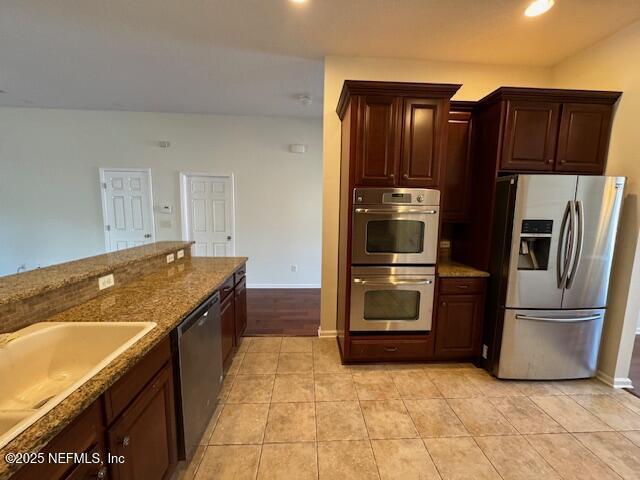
121, 435, 131, 447
442, 302, 447, 306
547, 158, 554, 164
384, 346, 398, 352
96, 466, 108, 479
389, 174, 395, 179
403, 173, 409, 179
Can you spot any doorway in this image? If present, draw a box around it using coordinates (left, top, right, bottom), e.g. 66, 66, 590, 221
99, 168, 156, 252
179, 173, 235, 257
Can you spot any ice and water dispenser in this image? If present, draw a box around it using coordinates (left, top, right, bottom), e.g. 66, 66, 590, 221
518, 220, 552, 270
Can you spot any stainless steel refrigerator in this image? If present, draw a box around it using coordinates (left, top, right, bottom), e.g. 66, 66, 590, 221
483, 174, 625, 380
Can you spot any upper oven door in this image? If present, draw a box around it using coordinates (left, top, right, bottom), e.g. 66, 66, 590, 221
352, 206, 439, 264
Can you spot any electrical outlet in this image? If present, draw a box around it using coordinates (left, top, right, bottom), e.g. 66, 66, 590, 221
98, 274, 115, 290
166, 253, 175, 263
482, 344, 488, 359
290, 265, 298, 272
177, 249, 184, 259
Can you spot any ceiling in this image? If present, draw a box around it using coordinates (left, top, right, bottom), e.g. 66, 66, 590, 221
1, 0, 640, 117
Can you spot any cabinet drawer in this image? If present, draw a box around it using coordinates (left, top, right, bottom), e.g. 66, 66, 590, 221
349, 337, 430, 361
104, 337, 171, 425
219, 275, 235, 300
234, 265, 246, 285
439, 277, 485, 294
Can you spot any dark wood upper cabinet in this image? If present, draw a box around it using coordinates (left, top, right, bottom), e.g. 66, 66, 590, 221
354, 96, 401, 186
500, 100, 560, 171
555, 103, 613, 173
338, 81, 461, 191
443, 106, 474, 222
400, 98, 447, 187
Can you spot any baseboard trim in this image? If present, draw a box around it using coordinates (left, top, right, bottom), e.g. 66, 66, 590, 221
596, 370, 634, 389
247, 284, 321, 289
317, 327, 337, 338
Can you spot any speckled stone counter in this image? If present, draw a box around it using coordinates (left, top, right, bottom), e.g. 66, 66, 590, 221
0, 241, 193, 306
0, 256, 247, 479
438, 260, 489, 278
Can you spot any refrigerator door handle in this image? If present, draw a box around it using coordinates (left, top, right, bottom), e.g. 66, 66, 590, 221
566, 200, 584, 289
515, 313, 602, 323
557, 201, 574, 289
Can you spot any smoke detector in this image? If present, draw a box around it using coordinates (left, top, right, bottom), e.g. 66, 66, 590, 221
298, 94, 312, 106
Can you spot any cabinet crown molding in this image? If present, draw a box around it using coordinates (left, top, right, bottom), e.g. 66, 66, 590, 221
337, 80, 462, 119
477, 86, 622, 107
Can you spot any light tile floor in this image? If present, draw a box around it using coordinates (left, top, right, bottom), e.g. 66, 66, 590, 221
175, 336, 640, 480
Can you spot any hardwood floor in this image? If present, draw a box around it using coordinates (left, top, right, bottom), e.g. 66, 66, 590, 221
628, 335, 640, 398
245, 288, 320, 336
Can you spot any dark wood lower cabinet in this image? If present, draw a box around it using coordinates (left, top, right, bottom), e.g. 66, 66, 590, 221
107, 365, 176, 480
220, 291, 236, 368
434, 278, 486, 360
11, 402, 107, 480
12, 339, 177, 480
234, 277, 247, 339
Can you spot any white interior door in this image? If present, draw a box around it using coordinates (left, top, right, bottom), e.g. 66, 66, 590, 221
100, 168, 155, 252
182, 174, 234, 257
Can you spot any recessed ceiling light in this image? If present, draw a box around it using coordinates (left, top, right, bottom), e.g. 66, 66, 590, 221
289, 0, 307, 4
525, 0, 555, 17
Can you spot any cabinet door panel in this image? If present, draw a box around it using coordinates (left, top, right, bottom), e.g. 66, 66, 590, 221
108, 365, 177, 480
354, 96, 400, 186
400, 98, 445, 187
434, 293, 484, 359
234, 277, 247, 340
501, 101, 560, 171
555, 103, 612, 174
443, 110, 473, 221
221, 293, 235, 367
11, 402, 107, 480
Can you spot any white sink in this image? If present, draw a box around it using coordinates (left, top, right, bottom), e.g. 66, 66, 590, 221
0, 321, 156, 448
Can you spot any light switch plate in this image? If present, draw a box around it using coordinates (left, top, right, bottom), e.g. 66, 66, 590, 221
177, 249, 184, 259
98, 274, 115, 290
166, 253, 175, 263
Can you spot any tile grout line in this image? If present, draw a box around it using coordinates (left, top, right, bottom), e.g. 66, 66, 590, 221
569, 431, 628, 479
400, 396, 446, 480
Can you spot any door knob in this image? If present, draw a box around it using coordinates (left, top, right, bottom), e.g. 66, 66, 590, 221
227, 236, 232, 240
144, 233, 151, 238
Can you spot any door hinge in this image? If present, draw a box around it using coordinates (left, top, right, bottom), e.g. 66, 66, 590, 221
101, 182, 107, 189
105, 225, 111, 231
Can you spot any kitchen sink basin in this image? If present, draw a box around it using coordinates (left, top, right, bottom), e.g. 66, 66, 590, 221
0, 321, 156, 448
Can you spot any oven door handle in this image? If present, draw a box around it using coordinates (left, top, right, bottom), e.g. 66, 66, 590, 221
354, 208, 437, 214
353, 278, 434, 285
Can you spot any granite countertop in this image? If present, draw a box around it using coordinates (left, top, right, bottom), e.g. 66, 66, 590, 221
0, 255, 247, 479
0, 241, 193, 306
438, 260, 490, 278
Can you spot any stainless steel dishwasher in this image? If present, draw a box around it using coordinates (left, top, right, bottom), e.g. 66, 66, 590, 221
173, 292, 223, 460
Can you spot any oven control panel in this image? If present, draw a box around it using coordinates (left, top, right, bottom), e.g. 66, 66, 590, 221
354, 188, 440, 206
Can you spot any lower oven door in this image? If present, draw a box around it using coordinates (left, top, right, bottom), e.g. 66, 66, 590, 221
350, 267, 435, 332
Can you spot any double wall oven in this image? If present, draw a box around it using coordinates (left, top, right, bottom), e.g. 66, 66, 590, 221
350, 188, 440, 332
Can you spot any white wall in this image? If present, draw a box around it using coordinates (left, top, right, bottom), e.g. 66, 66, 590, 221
320, 55, 553, 334
552, 19, 640, 386
0, 108, 323, 287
